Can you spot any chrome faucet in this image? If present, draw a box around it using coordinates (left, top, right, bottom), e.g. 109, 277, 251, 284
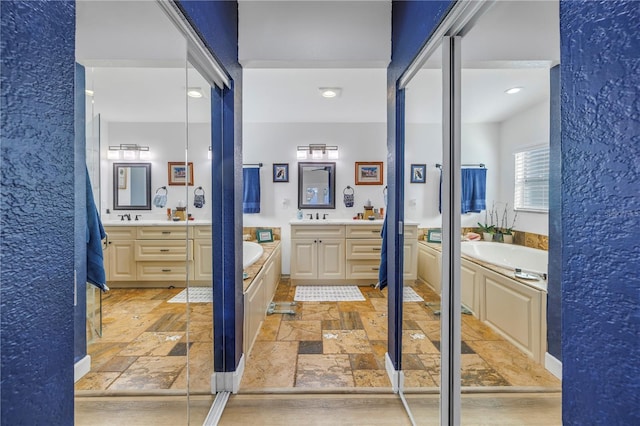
316, 212, 319, 219
307, 213, 313, 220
135, 214, 142, 221
323, 213, 329, 219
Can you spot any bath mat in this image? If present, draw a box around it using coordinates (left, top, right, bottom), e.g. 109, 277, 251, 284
168, 287, 212, 303
403, 287, 424, 302
294, 286, 365, 302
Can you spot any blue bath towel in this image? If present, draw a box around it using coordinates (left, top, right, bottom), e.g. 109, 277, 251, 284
461, 168, 487, 213
86, 168, 108, 291
377, 217, 388, 290
243, 167, 261, 214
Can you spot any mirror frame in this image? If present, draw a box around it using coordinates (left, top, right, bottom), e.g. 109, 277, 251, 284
298, 162, 336, 209
113, 162, 152, 210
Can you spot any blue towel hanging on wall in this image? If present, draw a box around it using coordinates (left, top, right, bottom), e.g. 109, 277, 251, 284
377, 217, 388, 290
86, 167, 108, 291
461, 168, 487, 213
243, 167, 261, 213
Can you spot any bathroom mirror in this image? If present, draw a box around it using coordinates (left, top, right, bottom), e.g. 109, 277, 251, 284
298, 162, 336, 209
113, 162, 151, 210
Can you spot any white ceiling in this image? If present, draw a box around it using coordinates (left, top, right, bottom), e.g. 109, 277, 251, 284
76, 0, 559, 125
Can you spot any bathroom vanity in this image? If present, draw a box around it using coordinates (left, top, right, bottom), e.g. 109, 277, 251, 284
103, 221, 212, 287
289, 220, 418, 285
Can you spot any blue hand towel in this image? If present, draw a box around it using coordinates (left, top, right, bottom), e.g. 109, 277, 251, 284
377, 217, 388, 290
153, 194, 167, 208
243, 168, 261, 214
86, 168, 108, 291
461, 168, 487, 213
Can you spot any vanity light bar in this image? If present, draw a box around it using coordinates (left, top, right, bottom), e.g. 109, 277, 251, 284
296, 144, 339, 160
107, 144, 150, 160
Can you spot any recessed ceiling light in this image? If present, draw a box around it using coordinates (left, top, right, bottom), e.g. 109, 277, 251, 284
319, 87, 341, 98
187, 87, 203, 98
505, 87, 523, 95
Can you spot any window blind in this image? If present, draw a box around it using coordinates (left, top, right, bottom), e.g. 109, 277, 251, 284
514, 146, 549, 212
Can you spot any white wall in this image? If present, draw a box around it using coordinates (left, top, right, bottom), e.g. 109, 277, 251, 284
498, 101, 550, 236
100, 121, 212, 221
405, 122, 501, 229
243, 122, 387, 273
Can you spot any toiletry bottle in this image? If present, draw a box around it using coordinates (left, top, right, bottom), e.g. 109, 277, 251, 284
297, 209, 303, 220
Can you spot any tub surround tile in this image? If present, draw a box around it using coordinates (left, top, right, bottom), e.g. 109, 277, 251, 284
295, 354, 354, 388
241, 341, 298, 388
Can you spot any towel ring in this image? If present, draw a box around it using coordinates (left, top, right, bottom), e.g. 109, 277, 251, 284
194, 186, 205, 196
155, 186, 167, 195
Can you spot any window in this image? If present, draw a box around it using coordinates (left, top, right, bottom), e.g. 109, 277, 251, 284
514, 146, 549, 212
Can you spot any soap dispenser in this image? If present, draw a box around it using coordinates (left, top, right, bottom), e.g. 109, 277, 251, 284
297, 209, 303, 220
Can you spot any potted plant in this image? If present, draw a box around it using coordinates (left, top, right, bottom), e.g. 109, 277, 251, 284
499, 204, 518, 244
478, 202, 498, 241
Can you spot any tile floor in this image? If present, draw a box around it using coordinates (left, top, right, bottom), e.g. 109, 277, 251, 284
75, 280, 560, 394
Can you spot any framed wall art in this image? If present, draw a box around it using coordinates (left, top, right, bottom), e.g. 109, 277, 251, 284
168, 162, 194, 186
273, 163, 289, 182
355, 161, 383, 185
410, 164, 426, 183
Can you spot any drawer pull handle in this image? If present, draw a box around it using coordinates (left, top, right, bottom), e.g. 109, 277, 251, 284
371, 230, 379, 233
371, 267, 379, 271
372, 248, 381, 251
162, 231, 171, 235
162, 269, 172, 272
160, 249, 170, 252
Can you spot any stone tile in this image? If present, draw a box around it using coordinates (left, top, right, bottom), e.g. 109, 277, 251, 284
322, 319, 342, 330
461, 354, 509, 387
323, 330, 371, 354
430, 341, 475, 354
98, 313, 159, 343
361, 286, 385, 298
461, 316, 503, 341
299, 341, 323, 354
401, 354, 425, 370
74, 372, 120, 391
416, 320, 441, 341
340, 311, 364, 330
369, 298, 388, 312
277, 320, 322, 341
337, 300, 375, 313
108, 356, 186, 390
185, 322, 214, 342
403, 370, 437, 388
349, 353, 378, 370
118, 332, 185, 357
257, 314, 281, 341
402, 330, 439, 354
295, 354, 354, 388
467, 341, 561, 387
95, 356, 138, 373
300, 303, 340, 321
403, 303, 433, 321
167, 342, 194, 356
370, 340, 389, 369
87, 342, 129, 370
146, 313, 187, 332
171, 342, 213, 392
403, 320, 421, 330
360, 311, 388, 341
241, 341, 298, 388
353, 370, 392, 388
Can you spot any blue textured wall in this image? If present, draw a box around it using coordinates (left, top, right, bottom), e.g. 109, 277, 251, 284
560, 1, 640, 424
1, 1, 76, 424
547, 65, 562, 360
388, 0, 454, 368
176, 0, 244, 371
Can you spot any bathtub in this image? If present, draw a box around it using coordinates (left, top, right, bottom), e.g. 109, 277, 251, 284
243, 241, 264, 269
460, 241, 547, 276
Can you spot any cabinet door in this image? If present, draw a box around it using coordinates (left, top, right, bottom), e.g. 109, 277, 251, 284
108, 240, 136, 281
461, 263, 478, 314
403, 242, 417, 280
317, 238, 345, 280
417, 245, 441, 293
291, 239, 317, 279
194, 239, 212, 281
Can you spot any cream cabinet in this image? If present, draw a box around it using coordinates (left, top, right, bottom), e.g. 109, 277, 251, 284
104, 224, 210, 287
291, 223, 417, 285
417, 243, 441, 292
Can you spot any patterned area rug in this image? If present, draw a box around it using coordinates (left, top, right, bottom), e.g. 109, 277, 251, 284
167, 287, 212, 303
294, 286, 365, 302
403, 287, 424, 302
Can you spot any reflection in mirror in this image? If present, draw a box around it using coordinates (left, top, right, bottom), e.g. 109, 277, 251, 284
113, 162, 151, 210
298, 162, 336, 209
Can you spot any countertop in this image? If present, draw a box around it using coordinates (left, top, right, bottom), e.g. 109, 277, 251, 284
103, 219, 212, 227
418, 240, 548, 292
289, 218, 419, 226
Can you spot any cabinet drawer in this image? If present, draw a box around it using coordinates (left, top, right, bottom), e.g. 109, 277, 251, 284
346, 225, 382, 238
193, 226, 212, 239
346, 260, 381, 279
346, 239, 382, 260
403, 225, 418, 240
136, 261, 194, 281
136, 226, 192, 240
135, 240, 193, 261
291, 225, 345, 239
104, 226, 136, 240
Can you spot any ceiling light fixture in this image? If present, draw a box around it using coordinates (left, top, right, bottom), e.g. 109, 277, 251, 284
85, 89, 94, 97
107, 144, 150, 160
505, 87, 523, 95
319, 87, 341, 98
187, 87, 204, 98
297, 143, 339, 160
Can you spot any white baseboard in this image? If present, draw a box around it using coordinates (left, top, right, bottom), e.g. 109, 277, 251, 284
211, 354, 245, 394
74, 355, 91, 383
385, 352, 399, 393
545, 352, 562, 380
